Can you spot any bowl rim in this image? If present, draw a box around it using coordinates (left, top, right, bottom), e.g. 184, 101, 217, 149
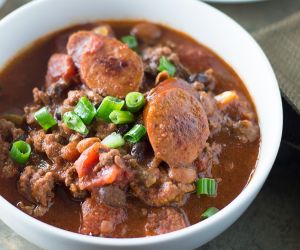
0, 0, 282, 247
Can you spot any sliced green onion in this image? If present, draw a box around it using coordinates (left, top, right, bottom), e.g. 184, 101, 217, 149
125, 92, 145, 112
157, 56, 176, 77
109, 110, 134, 125
63, 111, 88, 135
74, 96, 96, 125
124, 124, 146, 143
196, 178, 217, 196
101, 132, 125, 148
201, 207, 219, 219
9, 140, 31, 165
121, 35, 138, 49
34, 107, 57, 131
96, 96, 125, 122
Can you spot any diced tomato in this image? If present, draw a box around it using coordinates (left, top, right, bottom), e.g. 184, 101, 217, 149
74, 142, 101, 178
79, 165, 122, 190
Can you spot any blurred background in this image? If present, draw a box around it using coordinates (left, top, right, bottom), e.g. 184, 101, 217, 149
0, 0, 299, 249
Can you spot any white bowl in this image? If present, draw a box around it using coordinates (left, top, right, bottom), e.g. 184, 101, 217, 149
0, 0, 282, 249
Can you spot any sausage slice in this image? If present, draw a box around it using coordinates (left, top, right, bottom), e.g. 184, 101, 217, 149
144, 78, 209, 167
67, 31, 144, 98
150, 77, 199, 101
45, 53, 76, 88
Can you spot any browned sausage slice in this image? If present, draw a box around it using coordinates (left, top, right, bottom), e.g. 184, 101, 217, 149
144, 78, 209, 167
67, 31, 144, 98
149, 77, 199, 101
45, 53, 76, 88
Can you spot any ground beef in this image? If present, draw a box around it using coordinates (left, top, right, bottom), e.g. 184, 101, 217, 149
195, 142, 222, 175
65, 166, 87, 199
189, 68, 217, 91
24, 104, 43, 126
96, 185, 126, 207
96, 149, 120, 170
80, 195, 127, 236
62, 88, 103, 107
91, 120, 116, 140
0, 118, 24, 140
145, 207, 188, 236
168, 166, 197, 184
142, 45, 190, 78
130, 167, 194, 207
18, 166, 55, 215
63, 90, 85, 106
32, 88, 51, 106
28, 130, 63, 161
231, 120, 260, 143
0, 119, 24, 178
17, 201, 49, 217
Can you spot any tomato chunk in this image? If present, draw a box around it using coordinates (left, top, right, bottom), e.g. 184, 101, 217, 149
74, 142, 101, 178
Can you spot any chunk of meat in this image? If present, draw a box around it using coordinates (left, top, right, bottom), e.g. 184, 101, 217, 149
131, 22, 162, 44
144, 78, 209, 167
67, 31, 144, 98
142, 45, 190, 78
17, 201, 49, 218
232, 120, 259, 143
45, 53, 76, 88
18, 166, 55, 216
32, 87, 51, 106
80, 196, 127, 236
130, 167, 194, 206
28, 130, 63, 161
64, 166, 88, 199
195, 142, 222, 175
0, 118, 24, 141
199, 91, 217, 116
168, 166, 197, 184
189, 68, 217, 91
24, 104, 41, 125
91, 120, 116, 140
0, 119, 24, 178
145, 207, 188, 236
96, 185, 126, 207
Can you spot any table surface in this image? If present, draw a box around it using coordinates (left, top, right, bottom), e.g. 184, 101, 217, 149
1, 0, 300, 249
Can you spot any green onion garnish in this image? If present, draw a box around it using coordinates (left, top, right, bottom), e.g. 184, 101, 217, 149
124, 124, 146, 143
34, 107, 57, 131
201, 207, 219, 219
101, 132, 125, 149
63, 111, 88, 135
196, 178, 217, 196
9, 140, 31, 165
74, 96, 96, 125
96, 96, 125, 122
109, 110, 134, 125
121, 35, 138, 49
157, 56, 176, 77
125, 92, 145, 112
